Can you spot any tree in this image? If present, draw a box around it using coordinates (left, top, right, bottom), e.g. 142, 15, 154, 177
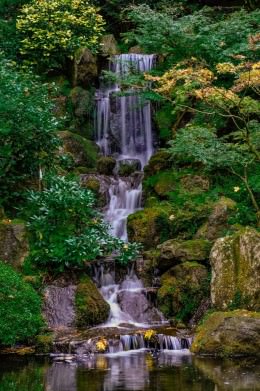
16, 0, 105, 70
25, 176, 140, 271
0, 58, 61, 210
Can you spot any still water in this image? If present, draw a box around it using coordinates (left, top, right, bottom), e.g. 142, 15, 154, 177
0, 351, 259, 391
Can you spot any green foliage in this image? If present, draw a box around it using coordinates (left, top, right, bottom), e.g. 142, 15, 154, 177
25, 175, 140, 271
0, 261, 43, 346
17, 0, 105, 70
0, 58, 61, 210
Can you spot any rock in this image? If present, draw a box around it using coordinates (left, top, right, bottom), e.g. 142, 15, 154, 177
127, 207, 171, 250
97, 156, 116, 175
75, 276, 110, 327
180, 174, 210, 193
58, 131, 98, 168
73, 48, 98, 88
117, 159, 141, 176
210, 227, 260, 311
0, 220, 28, 269
100, 34, 120, 56
157, 239, 212, 272
191, 310, 260, 357
195, 197, 237, 241
81, 174, 112, 206
35, 334, 54, 354
129, 45, 144, 54
158, 262, 209, 322
144, 150, 171, 177
69, 87, 94, 120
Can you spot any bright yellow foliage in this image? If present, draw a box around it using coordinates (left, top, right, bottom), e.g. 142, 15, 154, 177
17, 0, 105, 68
96, 338, 108, 352
144, 329, 156, 340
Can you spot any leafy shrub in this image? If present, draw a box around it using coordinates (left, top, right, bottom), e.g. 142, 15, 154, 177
0, 261, 43, 346
25, 175, 140, 271
17, 0, 105, 70
0, 58, 61, 210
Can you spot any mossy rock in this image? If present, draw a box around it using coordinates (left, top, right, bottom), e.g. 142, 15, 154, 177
0, 220, 28, 269
144, 150, 171, 177
97, 156, 116, 175
73, 48, 98, 88
210, 227, 260, 311
75, 276, 110, 327
158, 262, 209, 322
101, 34, 120, 56
69, 87, 94, 120
157, 238, 212, 272
35, 334, 54, 354
59, 131, 98, 168
191, 310, 260, 357
180, 175, 210, 194
127, 207, 172, 249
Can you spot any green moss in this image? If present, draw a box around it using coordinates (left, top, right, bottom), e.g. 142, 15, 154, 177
35, 334, 54, 354
144, 150, 171, 177
97, 156, 116, 175
127, 206, 172, 249
75, 276, 110, 327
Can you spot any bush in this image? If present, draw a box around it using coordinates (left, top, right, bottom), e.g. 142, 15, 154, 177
25, 175, 140, 271
0, 261, 43, 346
17, 0, 105, 70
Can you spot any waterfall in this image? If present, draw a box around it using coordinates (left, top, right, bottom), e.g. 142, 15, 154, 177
94, 54, 163, 328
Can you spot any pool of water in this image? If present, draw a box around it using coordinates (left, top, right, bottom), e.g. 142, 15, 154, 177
0, 351, 259, 391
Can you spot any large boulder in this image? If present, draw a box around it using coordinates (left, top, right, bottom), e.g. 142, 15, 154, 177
100, 34, 120, 56
59, 131, 99, 168
75, 277, 110, 327
195, 197, 237, 241
144, 150, 171, 177
157, 239, 211, 272
180, 174, 210, 193
73, 48, 98, 88
210, 227, 260, 311
0, 220, 28, 269
191, 310, 260, 357
127, 207, 171, 249
158, 262, 209, 322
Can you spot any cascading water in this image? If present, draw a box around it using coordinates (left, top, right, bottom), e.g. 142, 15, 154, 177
94, 53, 166, 328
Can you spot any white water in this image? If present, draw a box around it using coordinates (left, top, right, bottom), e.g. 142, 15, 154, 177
95, 54, 159, 328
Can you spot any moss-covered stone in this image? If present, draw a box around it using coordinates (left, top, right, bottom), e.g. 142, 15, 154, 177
210, 227, 260, 311
127, 207, 171, 249
195, 197, 237, 241
70, 87, 94, 121
75, 276, 110, 327
97, 156, 116, 175
191, 310, 260, 357
144, 150, 171, 177
157, 239, 212, 272
100, 34, 120, 56
180, 175, 210, 193
158, 262, 209, 322
59, 130, 99, 168
73, 48, 98, 88
0, 220, 28, 269
35, 334, 54, 354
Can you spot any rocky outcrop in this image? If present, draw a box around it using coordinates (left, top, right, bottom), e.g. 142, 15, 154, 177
195, 197, 236, 241
191, 310, 260, 357
210, 227, 260, 311
75, 277, 110, 327
0, 220, 28, 269
100, 34, 120, 56
158, 262, 209, 322
73, 48, 98, 88
180, 175, 210, 193
59, 131, 99, 169
157, 239, 211, 272
97, 156, 116, 175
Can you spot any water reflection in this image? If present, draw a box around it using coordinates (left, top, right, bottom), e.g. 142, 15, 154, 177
0, 352, 259, 391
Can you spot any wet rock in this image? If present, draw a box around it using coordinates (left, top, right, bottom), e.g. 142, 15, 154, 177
0, 220, 28, 269
117, 159, 142, 176
157, 239, 212, 272
158, 262, 209, 322
43, 285, 77, 329
100, 34, 120, 56
73, 48, 98, 88
195, 197, 237, 241
210, 227, 260, 310
97, 156, 117, 175
117, 291, 164, 323
191, 310, 260, 357
75, 276, 110, 327
58, 131, 99, 168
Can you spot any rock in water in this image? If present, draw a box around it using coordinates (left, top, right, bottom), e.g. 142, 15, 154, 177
191, 310, 260, 357
210, 227, 260, 311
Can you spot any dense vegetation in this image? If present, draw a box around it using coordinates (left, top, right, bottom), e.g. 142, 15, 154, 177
0, 0, 259, 346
